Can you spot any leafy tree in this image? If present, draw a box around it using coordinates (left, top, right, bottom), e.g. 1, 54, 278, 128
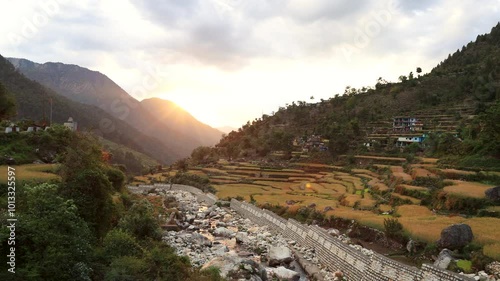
118, 199, 162, 241
59, 132, 116, 238
63, 168, 115, 238
105, 166, 126, 192
103, 229, 143, 259
143, 244, 191, 281
6, 183, 92, 280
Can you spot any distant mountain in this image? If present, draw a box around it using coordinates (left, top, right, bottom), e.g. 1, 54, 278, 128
217, 126, 237, 134
7, 58, 223, 157
140, 98, 224, 146
0, 55, 179, 164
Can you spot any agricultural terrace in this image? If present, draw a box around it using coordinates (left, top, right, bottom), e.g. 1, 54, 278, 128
0, 164, 59, 184
182, 159, 500, 260
130, 157, 499, 260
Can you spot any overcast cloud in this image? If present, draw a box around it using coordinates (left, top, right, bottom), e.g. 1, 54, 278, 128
0, 0, 499, 127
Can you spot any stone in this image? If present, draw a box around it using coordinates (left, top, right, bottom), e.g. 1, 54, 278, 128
214, 227, 235, 237
437, 224, 474, 250
191, 232, 212, 247
235, 232, 251, 244
223, 214, 233, 222
327, 228, 340, 237
485, 186, 500, 201
434, 249, 454, 269
268, 246, 293, 267
486, 261, 500, 279
202, 254, 241, 278
406, 239, 416, 254
213, 245, 229, 256
269, 266, 300, 281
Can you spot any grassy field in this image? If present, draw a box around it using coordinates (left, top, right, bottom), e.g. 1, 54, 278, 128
443, 180, 494, 198
390, 166, 413, 181
0, 164, 60, 184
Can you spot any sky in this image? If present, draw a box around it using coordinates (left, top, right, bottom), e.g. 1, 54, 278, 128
1, 0, 499, 128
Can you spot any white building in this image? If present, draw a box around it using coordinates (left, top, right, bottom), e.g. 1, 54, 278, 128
63, 117, 78, 131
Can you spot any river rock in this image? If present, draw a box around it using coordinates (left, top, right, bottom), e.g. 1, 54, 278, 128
269, 266, 300, 281
213, 245, 229, 256
202, 254, 241, 277
434, 249, 454, 269
268, 246, 293, 267
486, 261, 500, 279
214, 227, 235, 237
236, 232, 251, 244
437, 223, 473, 250
327, 228, 340, 237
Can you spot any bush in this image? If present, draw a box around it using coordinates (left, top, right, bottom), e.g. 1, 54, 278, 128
118, 199, 162, 241
106, 167, 126, 192
105, 256, 147, 281
384, 218, 404, 241
103, 229, 143, 259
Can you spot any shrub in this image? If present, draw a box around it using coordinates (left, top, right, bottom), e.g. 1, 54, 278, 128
384, 218, 404, 240
103, 229, 143, 259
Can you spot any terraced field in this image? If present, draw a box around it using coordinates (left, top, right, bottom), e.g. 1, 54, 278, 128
132, 157, 499, 260
0, 164, 60, 184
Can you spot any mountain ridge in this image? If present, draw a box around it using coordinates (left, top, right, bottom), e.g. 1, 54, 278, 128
0, 54, 180, 164
7, 57, 223, 157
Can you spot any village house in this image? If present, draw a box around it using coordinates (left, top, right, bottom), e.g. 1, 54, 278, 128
393, 116, 423, 132
63, 117, 78, 131
395, 135, 426, 147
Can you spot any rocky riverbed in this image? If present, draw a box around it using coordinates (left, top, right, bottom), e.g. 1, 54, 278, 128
147, 188, 499, 281
159, 190, 352, 280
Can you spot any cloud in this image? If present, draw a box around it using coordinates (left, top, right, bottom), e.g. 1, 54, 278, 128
1, 0, 499, 127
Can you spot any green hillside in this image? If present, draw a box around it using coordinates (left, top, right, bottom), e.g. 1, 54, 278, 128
215, 23, 500, 169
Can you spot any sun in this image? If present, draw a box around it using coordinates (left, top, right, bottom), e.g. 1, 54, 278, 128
164, 95, 221, 128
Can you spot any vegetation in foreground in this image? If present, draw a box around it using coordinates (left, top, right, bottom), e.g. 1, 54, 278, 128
0, 131, 224, 281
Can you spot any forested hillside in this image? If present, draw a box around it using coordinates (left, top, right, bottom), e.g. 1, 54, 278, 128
0, 55, 179, 164
215, 23, 500, 168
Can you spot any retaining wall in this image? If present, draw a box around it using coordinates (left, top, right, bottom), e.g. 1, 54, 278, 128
230, 199, 474, 281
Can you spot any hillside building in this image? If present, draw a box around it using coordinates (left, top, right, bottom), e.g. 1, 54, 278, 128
63, 117, 78, 131
395, 135, 426, 147
393, 117, 423, 132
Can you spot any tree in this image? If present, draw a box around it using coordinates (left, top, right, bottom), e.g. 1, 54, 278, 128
118, 199, 162, 241
10, 183, 92, 280
191, 146, 218, 165
103, 229, 143, 259
59, 132, 116, 238
63, 168, 115, 238
416, 67, 422, 75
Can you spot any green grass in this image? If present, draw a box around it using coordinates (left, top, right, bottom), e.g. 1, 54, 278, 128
456, 260, 472, 273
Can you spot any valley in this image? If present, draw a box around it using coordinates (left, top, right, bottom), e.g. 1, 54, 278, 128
133, 156, 500, 264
